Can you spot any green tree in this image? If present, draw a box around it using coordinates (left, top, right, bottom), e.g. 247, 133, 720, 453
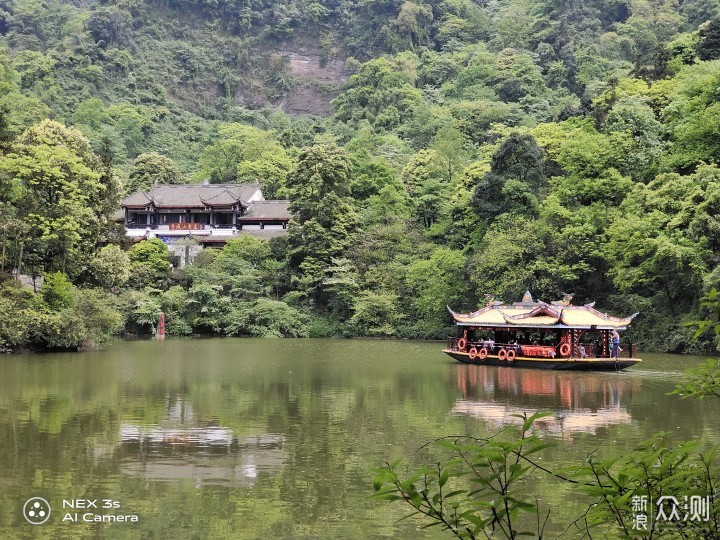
128, 238, 170, 288
604, 96, 665, 181
105, 104, 154, 161
405, 246, 469, 324
72, 98, 110, 130
491, 49, 548, 103
85, 5, 133, 48
42, 271, 74, 309
322, 257, 361, 318
471, 132, 546, 221
698, 17, 720, 61
88, 244, 130, 291
286, 144, 358, 307
663, 62, 720, 171
0, 120, 109, 278
430, 125, 471, 184
350, 290, 403, 336
333, 57, 423, 129
125, 152, 184, 195
238, 298, 309, 338
120, 289, 163, 335
218, 234, 271, 268
0, 280, 42, 351
195, 124, 292, 196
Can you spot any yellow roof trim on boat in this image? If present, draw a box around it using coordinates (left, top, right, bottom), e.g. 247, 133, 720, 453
448, 297, 638, 330
502, 314, 560, 326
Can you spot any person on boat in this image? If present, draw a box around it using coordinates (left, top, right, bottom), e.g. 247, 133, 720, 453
610, 330, 621, 358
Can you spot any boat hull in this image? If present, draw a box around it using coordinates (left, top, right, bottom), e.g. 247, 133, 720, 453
443, 350, 640, 371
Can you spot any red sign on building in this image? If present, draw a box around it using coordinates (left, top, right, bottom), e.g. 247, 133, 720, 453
169, 222, 203, 231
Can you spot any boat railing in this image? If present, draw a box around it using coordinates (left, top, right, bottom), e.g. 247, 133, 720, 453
447, 338, 637, 359
472, 340, 506, 353
575, 343, 596, 359
576, 342, 636, 359
448, 338, 522, 354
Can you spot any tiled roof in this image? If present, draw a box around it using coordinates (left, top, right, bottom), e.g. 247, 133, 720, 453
238, 201, 291, 220
122, 191, 153, 207
450, 297, 638, 330
121, 183, 261, 208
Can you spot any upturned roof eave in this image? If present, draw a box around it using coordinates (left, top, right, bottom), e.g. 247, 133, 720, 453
237, 216, 290, 221
453, 321, 629, 330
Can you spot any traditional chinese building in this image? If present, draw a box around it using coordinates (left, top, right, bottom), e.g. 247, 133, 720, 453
119, 182, 291, 248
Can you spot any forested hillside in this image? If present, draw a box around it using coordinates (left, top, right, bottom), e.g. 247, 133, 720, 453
2, 0, 720, 352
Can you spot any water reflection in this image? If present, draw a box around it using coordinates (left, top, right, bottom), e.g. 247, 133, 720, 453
451, 365, 641, 438
3, 341, 714, 539
118, 397, 284, 487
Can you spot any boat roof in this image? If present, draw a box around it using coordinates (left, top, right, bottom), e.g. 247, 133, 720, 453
449, 292, 638, 330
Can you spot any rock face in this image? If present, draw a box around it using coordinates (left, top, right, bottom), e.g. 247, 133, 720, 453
277, 49, 351, 116
282, 50, 349, 83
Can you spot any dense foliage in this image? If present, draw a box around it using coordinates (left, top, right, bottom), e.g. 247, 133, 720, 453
2, 0, 720, 351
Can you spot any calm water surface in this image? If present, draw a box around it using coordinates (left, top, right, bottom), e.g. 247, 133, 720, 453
0, 339, 718, 539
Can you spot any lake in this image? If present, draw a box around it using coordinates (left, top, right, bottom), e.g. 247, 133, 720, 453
0, 338, 718, 538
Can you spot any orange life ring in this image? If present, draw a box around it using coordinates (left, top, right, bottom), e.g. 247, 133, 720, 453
559, 343, 571, 357
457, 338, 467, 351
498, 348, 507, 362
468, 347, 478, 359
478, 347, 488, 360
506, 349, 516, 363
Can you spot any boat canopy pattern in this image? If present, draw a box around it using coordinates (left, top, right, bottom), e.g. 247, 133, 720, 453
448, 296, 638, 330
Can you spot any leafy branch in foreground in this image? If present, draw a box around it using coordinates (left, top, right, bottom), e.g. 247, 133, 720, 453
571, 434, 720, 540
372, 412, 555, 539
675, 288, 720, 398
671, 358, 720, 399
373, 415, 720, 539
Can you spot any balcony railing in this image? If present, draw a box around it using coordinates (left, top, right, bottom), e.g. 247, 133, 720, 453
126, 223, 236, 230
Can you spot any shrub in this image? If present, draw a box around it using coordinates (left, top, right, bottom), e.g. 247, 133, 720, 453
0, 281, 43, 351
34, 288, 122, 350
225, 298, 309, 337
42, 272, 74, 309
307, 315, 348, 338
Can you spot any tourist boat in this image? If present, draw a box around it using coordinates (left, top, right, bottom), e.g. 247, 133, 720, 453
443, 292, 641, 370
